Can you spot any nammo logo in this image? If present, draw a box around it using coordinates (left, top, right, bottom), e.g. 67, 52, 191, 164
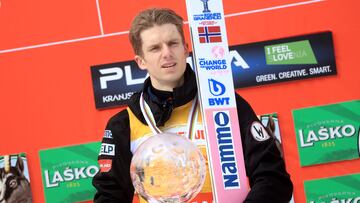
213, 111, 240, 189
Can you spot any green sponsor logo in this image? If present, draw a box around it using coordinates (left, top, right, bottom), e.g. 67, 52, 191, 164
298, 125, 356, 148
304, 173, 360, 203
39, 142, 101, 203
265, 40, 318, 65
293, 100, 360, 166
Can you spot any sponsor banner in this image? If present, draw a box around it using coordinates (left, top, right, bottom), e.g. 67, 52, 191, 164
90, 57, 194, 109
186, 0, 249, 202
90, 31, 335, 109
90, 60, 148, 109
39, 142, 101, 203
293, 100, 360, 166
230, 31, 336, 88
0, 153, 33, 202
304, 173, 360, 203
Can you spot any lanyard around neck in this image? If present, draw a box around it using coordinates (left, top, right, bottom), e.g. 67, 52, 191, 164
139, 92, 198, 139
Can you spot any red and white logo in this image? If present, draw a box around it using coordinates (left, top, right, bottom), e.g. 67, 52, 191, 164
198, 26, 222, 43
98, 159, 112, 172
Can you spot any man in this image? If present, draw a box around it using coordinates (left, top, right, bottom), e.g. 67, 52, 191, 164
92, 8, 293, 203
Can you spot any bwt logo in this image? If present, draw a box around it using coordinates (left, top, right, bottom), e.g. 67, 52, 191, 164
99, 65, 148, 89
213, 111, 240, 189
208, 78, 230, 106
208, 78, 225, 96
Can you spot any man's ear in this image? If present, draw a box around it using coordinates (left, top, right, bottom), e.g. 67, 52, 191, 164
134, 55, 147, 70
184, 43, 189, 57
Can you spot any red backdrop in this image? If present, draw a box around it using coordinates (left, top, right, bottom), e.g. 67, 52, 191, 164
0, 0, 359, 202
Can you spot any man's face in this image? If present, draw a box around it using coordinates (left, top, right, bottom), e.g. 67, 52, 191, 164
134, 23, 188, 91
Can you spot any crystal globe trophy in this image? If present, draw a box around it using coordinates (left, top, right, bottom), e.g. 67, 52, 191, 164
130, 133, 206, 203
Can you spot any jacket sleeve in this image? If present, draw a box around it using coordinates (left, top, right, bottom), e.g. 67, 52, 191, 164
92, 110, 134, 203
235, 94, 293, 203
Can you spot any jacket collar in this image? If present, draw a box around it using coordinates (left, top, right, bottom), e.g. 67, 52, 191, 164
128, 63, 197, 126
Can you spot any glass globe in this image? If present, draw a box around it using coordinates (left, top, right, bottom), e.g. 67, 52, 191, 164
130, 133, 206, 203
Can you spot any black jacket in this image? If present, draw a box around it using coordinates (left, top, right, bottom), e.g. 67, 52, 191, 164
92, 64, 293, 202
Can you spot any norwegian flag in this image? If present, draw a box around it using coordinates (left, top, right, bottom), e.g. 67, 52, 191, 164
198, 26, 222, 43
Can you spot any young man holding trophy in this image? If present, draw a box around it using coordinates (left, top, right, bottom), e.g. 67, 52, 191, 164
92, 8, 293, 203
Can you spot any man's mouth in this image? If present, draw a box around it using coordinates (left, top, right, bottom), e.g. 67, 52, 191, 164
162, 63, 176, 68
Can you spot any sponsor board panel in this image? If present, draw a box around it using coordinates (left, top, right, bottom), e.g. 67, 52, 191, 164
0, 153, 33, 202
90, 57, 194, 109
230, 31, 336, 88
293, 100, 360, 166
39, 142, 101, 203
304, 173, 360, 203
91, 60, 148, 109
90, 32, 335, 109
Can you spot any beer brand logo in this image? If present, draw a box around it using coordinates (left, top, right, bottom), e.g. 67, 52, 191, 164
251, 122, 270, 141
44, 165, 99, 188
299, 124, 357, 148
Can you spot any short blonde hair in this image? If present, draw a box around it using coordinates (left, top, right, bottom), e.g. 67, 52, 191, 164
129, 8, 185, 56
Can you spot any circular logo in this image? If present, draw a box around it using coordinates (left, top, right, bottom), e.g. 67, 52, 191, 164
251, 121, 270, 141
211, 46, 225, 59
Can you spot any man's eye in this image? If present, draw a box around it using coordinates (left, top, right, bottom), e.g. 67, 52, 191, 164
150, 47, 159, 52
169, 42, 178, 46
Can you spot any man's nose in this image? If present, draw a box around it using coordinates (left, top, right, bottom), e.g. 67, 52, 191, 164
161, 44, 172, 58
